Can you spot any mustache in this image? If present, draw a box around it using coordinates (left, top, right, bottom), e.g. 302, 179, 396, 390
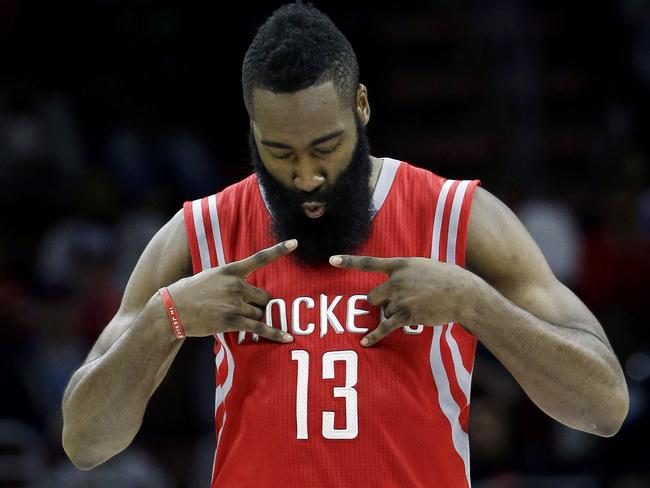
294, 189, 332, 205
268, 173, 341, 208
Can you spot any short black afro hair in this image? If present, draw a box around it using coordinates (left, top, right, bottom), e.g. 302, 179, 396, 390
242, 2, 360, 117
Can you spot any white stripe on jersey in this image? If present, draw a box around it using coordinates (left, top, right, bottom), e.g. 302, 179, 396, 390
429, 180, 472, 487
445, 324, 472, 403
430, 325, 471, 485
431, 180, 454, 260
201, 194, 234, 483
207, 194, 226, 267
192, 199, 211, 271
445, 180, 473, 403
372, 158, 401, 216
447, 180, 471, 264
213, 332, 235, 478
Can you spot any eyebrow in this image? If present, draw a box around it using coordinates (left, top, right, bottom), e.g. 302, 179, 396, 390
260, 130, 345, 150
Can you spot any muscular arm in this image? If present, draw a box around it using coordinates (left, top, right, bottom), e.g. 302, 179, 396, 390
464, 187, 628, 436
61, 210, 192, 469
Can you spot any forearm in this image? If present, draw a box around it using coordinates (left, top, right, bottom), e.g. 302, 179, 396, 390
62, 293, 184, 469
462, 275, 628, 436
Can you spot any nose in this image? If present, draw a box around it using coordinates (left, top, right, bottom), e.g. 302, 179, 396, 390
293, 162, 325, 193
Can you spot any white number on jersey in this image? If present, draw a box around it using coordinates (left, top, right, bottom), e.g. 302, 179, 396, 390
291, 349, 359, 440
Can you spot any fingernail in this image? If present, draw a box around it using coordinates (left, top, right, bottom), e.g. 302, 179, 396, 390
360, 337, 369, 346
330, 255, 342, 265
283, 333, 294, 342
285, 239, 298, 250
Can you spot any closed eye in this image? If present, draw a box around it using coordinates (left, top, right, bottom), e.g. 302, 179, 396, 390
314, 143, 341, 155
272, 152, 293, 160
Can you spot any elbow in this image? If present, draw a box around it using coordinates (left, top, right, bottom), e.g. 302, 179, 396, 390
592, 416, 625, 438
602, 396, 629, 438
60, 370, 143, 469
61, 402, 105, 470
62, 431, 103, 470
65, 455, 100, 471
61, 426, 111, 471
590, 383, 630, 437
61, 419, 133, 471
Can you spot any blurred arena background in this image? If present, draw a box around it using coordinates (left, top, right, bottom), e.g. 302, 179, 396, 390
1, 1, 649, 486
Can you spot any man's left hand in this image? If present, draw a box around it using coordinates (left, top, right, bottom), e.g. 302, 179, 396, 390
329, 254, 479, 346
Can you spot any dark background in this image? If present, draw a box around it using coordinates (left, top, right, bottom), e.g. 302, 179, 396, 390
1, 1, 649, 486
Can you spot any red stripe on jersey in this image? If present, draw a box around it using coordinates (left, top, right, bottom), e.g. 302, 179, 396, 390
455, 181, 480, 267
215, 402, 226, 432
214, 355, 229, 435
214, 395, 223, 434
201, 197, 219, 267
459, 397, 471, 432
438, 180, 460, 262
183, 201, 202, 274
217, 353, 228, 381
449, 322, 476, 389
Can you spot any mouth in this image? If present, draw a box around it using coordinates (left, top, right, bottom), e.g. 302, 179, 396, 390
302, 201, 326, 218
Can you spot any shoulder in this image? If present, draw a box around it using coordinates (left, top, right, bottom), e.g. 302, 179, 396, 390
467, 186, 511, 240
160, 209, 189, 259
137, 209, 193, 289
118, 208, 192, 316
466, 187, 553, 287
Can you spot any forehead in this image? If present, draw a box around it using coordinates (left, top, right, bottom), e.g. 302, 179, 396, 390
251, 81, 354, 142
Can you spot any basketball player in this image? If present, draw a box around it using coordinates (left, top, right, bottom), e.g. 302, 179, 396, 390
62, 3, 628, 487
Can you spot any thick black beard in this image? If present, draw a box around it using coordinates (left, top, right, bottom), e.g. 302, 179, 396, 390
249, 118, 374, 268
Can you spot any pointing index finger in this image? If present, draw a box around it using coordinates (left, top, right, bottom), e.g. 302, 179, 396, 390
329, 255, 404, 274
226, 239, 298, 277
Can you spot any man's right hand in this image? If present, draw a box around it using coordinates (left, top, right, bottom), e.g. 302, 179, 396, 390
167, 239, 298, 342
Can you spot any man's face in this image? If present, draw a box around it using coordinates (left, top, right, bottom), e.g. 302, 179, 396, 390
249, 81, 374, 267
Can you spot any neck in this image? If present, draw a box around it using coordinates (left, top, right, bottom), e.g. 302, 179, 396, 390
369, 156, 383, 194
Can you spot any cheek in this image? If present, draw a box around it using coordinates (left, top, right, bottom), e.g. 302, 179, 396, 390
328, 165, 346, 183
328, 147, 356, 179
264, 161, 293, 185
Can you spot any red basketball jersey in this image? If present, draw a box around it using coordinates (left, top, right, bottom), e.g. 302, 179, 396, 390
183, 158, 480, 487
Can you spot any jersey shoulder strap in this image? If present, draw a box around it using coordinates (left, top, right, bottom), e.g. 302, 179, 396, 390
182, 174, 258, 274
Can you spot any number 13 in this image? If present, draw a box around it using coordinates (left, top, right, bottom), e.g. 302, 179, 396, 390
291, 350, 358, 440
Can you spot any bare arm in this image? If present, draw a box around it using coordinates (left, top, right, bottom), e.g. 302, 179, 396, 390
464, 187, 628, 436
61, 210, 191, 469
61, 208, 297, 470
330, 186, 628, 435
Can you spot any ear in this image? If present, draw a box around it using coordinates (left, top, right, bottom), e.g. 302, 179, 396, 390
356, 83, 370, 125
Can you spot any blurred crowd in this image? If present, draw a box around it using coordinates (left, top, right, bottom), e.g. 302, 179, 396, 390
1, 1, 649, 487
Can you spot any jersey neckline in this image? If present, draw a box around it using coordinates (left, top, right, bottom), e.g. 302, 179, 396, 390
255, 157, 401, 221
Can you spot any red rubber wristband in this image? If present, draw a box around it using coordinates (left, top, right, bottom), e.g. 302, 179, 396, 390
159, 287, 186, 339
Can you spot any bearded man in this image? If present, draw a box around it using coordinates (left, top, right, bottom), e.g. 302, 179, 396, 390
62, 3, 628, 487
